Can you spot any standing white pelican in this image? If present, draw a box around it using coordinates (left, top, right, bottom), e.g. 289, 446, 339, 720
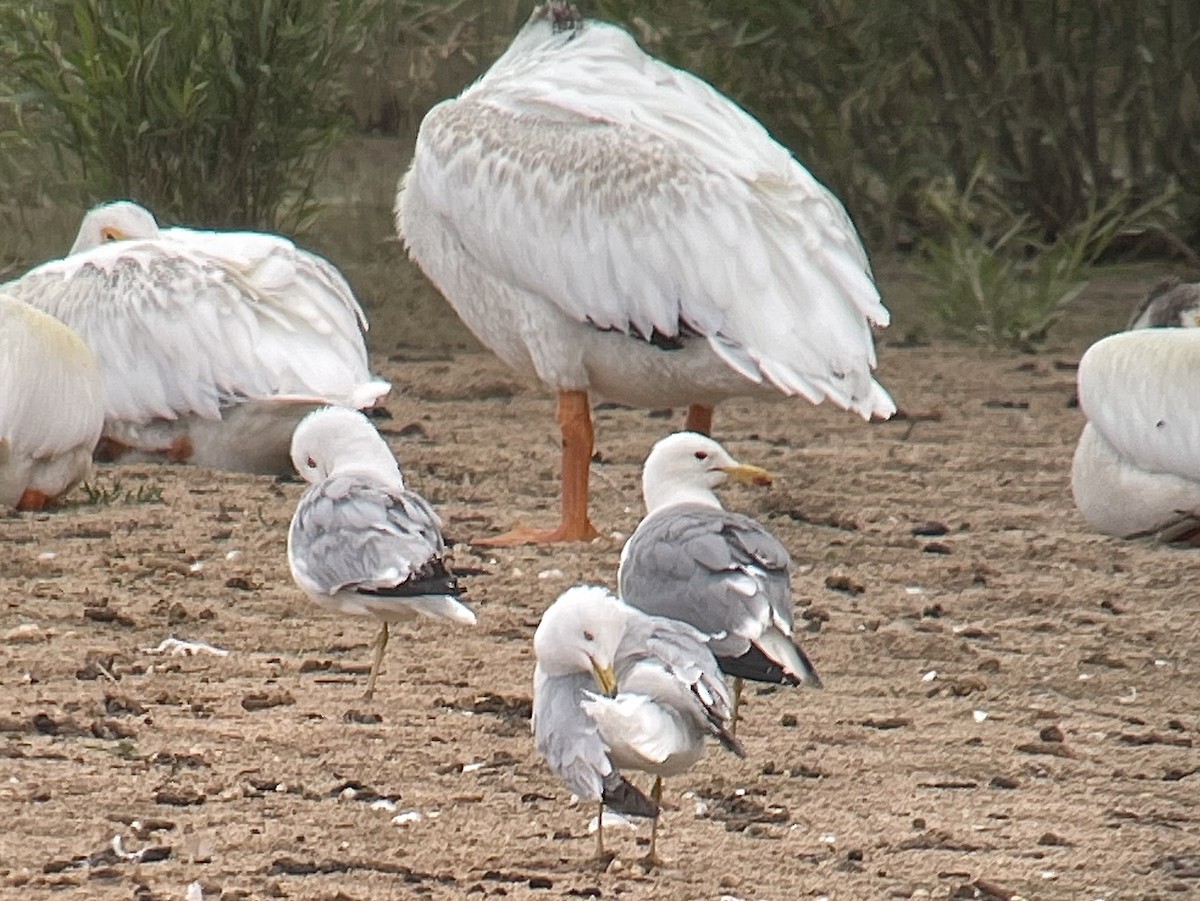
619, 432, 821, 728
287, 406, 476, 700
397, 1, 893, 545
1071, 328, 1200, 539
1, 201, 390, 475
0, 293, 104, 510
533, 584, 743, 864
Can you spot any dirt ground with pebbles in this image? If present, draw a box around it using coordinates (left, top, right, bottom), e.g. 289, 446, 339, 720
2, 271, 1199, 901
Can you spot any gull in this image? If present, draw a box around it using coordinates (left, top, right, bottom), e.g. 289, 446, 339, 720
533, 584, 743, 864
0, 292, 104, 510
2, 201, 389, 475
287, 406, 475, 699
397, 1, 893, 545
1071, 327, 1200, 539
619, 432, 822, 729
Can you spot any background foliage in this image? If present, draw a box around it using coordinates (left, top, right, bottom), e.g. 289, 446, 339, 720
1, 0, 1199, 345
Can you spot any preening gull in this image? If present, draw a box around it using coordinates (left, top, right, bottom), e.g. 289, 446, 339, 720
533, 584, 743, 863
397, 0, 893, 545
2, 200, 389, 475
287, 406, 475, 699
1072, 328, 1200, 540
619, 432, 822, 728
0, 292, 104, 510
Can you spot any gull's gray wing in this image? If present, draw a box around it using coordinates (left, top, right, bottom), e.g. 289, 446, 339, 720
288, 474, 470, 621
619, 503, 819, 687
617, 613, 744, 758
619, 503, 791, 652
533, 666, 657, 817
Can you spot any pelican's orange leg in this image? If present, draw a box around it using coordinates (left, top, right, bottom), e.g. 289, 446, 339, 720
684, 404, 713, 436
474, 389, 600, 546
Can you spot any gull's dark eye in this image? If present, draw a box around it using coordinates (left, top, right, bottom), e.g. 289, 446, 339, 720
583, 630, 594, 642
694, 451, 708, 460
100, 227, 119, 242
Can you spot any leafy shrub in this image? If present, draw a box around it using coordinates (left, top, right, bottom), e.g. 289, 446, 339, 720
0, 0, 379, 230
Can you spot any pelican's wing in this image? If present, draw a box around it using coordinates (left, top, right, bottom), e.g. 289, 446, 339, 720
4, 239, 386, 425
0, 294, 104, 460
1078, 329, 1200, 482
619, 503, 820, 686
402, 18, 891, 418
532, 666, 656, 817
162, 227, 372, 335
287, 474, 473, 623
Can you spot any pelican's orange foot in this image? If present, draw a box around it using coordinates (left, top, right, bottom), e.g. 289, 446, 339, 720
166, 435, 194, 463
16, 489, 50, 512
471, 520, 600, 547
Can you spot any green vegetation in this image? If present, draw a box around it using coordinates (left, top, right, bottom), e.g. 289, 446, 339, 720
0, 0, 381, 230
80, 478, 165, 506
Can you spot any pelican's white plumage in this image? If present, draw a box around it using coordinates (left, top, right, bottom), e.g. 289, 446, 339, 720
2, 201, 389, 474
532, 584, 742, 860
397, 2, 892, 543
287, 406, 475, 699
0, 293, 104, 510
1072, 328, 1200, 538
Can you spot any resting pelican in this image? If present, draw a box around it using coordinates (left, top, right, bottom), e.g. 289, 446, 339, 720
397, 1, 893, 544
0, 292, 104, 510
2, 201, 389, 475
1127, 278, 1200, 329
1071, 328, 1200, 539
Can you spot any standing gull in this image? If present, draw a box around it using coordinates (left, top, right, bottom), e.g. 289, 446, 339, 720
397, 1, 893, 545
533, 584, 743, 864
2, 201, 389, 475
619, 432, 822, 728
0, 293, 104, 510
287, 406, 475, 700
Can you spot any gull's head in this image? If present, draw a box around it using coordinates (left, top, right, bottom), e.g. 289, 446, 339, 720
534, 585, 629, 693
70, 201, 161, 254
290, 406, 403, 486
641, 431, 772, 513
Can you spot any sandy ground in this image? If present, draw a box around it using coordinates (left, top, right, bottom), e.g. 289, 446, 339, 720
2, 295, 1199, 901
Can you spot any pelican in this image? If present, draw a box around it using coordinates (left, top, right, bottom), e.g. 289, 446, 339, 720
1071, 328, 1200, 539
2, 201, 390, 475
0, 292, 104, 510
397, 1, 893, 544
1127, 278, 1200, 329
